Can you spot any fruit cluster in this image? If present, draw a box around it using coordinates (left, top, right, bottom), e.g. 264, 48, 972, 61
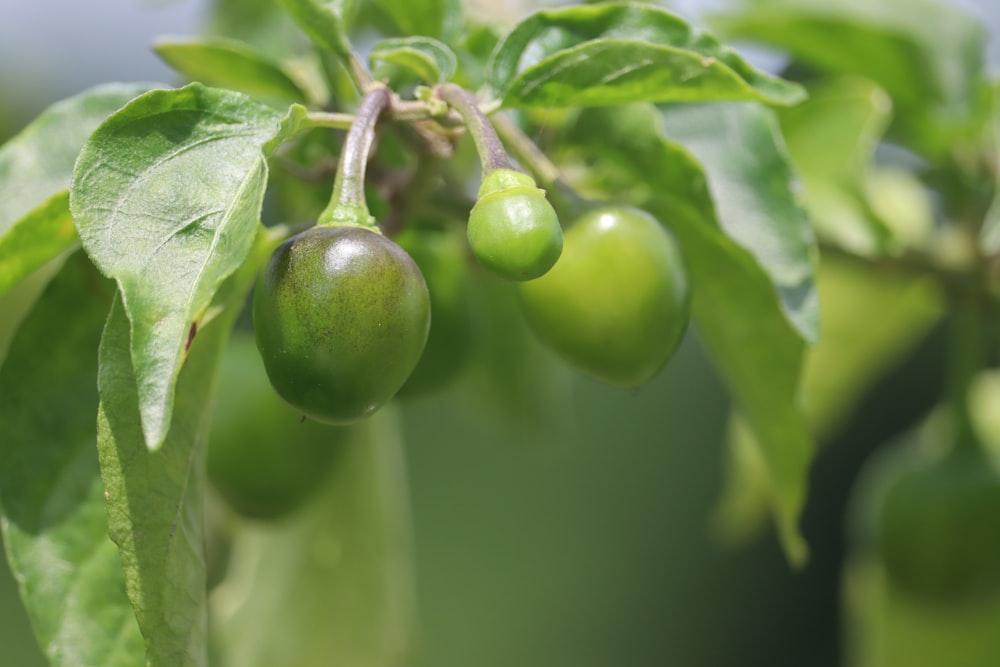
211, 84, 692, 517
252, 85, 691, 424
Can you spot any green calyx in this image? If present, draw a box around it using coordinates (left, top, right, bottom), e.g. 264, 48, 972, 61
319, 203, 379, 229
468, 168, 563, 281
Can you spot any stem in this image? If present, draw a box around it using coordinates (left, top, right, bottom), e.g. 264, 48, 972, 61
436, 83, 513, 175
319, 85, 391, 227
491, 113, 590, 220
347, 53, 375, 92
300, 111, 356, 131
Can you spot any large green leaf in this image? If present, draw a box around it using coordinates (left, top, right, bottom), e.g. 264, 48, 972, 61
369, 0, 461, 42
0, 83, 154, 298
659, 102, 819, 342
0, 252, 144, 667
153, 37, 310, 108
212, 408, 417, 667
488, 3, 804, 109
95, 228, 281, 667
71, 84, 300, 450
714, 259, 942, 547
715, 0, 987, 159
568, 104, 814, 564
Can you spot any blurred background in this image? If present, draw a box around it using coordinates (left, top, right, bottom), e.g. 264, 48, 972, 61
1, 1, 997, 666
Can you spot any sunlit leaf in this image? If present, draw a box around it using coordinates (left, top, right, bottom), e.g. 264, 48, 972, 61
154, 36, 310, 108
660, 102, 818, 341
95, 228, 281, 667
72, 84, 300, 449
489, 3, 804, 108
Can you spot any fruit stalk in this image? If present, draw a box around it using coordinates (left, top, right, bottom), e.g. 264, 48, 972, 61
436, 83, 513, 175
319, 84, 392, 228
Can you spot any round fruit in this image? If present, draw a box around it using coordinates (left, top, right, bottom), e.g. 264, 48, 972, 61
392, 225, 474, 397
253, 225, 430, 423
877, 449, 1000, 604
206, 334, 349, 520
517, 206, 689, 387
467, 169, 562, 281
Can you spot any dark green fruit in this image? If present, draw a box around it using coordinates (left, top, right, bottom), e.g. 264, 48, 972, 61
392, 225, 474, 397
517, 206, 689, 386
253, 225, 430, 423
877, 449, 1000, 604
207, 334, 349, 520
467, 169, 562, 281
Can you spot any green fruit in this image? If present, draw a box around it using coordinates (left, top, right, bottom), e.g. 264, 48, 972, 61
393, 225, 475, 397
877, 449, 1000, 604
517, 206, 689, 387
207, 334, 349, 520
467, 169, 562, 281
253, 225, 430, 423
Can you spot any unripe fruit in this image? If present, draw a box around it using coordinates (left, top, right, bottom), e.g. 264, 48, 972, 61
253, 225, 430, 423
517, 206, 689, 386
877, 449, 1000, 604
392, 225, 475, 397
206, 334, 348, 519
467, 169, 562, 281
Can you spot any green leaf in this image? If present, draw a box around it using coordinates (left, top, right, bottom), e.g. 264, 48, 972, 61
488, 3, 805, 109
275, 0, 356, 60
212, 408, 417, 666
660, 102, 819, 342
779, 78, 895, 256
715, 0, 988, 158
369, 0, 461, 41
713, 259, 942, 547
369, 36, 458, 85
568, 104, 814, 564
95, 227, 280, 667
153, 36, 310, 108
0, 83, 154, 298
71, 84, 296, 450
0, 252, 144, 667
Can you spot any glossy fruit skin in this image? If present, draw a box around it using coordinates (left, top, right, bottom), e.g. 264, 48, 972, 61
517, 206, 689, 387
392, 225, 474, 397
207, 334, 349, 519
467, 169, 562, 281
877, 449, 1000, 604
253, 225, 430, 424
